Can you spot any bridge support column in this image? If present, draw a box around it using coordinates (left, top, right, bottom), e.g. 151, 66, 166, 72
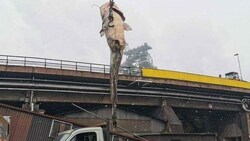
241, 112, 250, 141
152, 99, 184, 133
22, 90, 45, 114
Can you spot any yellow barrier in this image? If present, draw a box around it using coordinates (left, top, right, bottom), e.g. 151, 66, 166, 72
142, 68, 250, 90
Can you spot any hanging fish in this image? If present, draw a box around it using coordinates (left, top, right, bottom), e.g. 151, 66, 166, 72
99, 1, 131, 127
99, 2, 132, 48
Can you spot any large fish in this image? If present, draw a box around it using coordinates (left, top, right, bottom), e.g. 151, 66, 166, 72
99, 2, 131, 127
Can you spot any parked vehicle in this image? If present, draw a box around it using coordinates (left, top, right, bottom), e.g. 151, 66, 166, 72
53, 126, 142, 141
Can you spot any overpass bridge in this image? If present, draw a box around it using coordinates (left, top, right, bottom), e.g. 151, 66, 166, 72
1, 55, 250, 140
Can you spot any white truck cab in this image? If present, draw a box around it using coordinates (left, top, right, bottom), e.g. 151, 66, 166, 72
53, 127, 104, 141
53, 126, 144, 141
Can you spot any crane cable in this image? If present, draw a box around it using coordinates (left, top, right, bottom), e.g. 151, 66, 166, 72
108, 0, 115, 27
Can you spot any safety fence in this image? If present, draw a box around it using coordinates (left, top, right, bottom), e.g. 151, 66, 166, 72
0, 55, 141, 76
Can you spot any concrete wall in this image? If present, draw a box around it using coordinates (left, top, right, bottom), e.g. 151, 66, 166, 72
216, 113, 242, 141
62, 107, 165, 133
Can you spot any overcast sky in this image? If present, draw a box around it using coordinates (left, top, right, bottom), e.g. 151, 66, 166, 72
1, 0, 250, 81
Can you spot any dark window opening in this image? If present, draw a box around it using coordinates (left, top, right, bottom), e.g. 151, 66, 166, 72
223, 137, 241, 141
70, 132, 97, 141
49, 120, 73, 138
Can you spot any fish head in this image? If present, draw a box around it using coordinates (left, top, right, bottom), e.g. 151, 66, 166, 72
100, 2, 120, 20
100, 2, 109, 21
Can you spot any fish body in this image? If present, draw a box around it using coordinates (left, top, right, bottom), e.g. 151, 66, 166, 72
99, 2, 131, 127
100, 2, 131, 50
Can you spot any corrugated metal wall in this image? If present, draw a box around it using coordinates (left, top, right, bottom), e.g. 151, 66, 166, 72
63, 107, 165, 133
0, 103, 85, 141
27, 116, 53, 141
0, 106, 33, 141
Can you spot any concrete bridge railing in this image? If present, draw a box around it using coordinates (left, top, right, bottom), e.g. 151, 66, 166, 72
0, 55, 141, 76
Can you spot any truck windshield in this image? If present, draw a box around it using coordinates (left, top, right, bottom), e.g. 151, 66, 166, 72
53, 133, 70, 141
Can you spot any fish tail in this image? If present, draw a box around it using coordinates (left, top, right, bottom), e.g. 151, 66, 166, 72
110, 47, 123, 127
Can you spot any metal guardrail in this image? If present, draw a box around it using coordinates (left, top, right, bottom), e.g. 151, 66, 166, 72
0, 55, 141, 76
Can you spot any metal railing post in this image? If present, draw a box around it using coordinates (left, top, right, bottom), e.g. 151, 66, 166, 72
76, 62, 78, 71
90, 64, 92, 72
45, 59, 47, 68
6, 56, 8, 66
104, 65, 106, 73
24, 57, 26, 66
60, 60, 63, 69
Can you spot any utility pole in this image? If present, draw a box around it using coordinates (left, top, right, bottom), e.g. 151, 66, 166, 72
234, 53, 243, 80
